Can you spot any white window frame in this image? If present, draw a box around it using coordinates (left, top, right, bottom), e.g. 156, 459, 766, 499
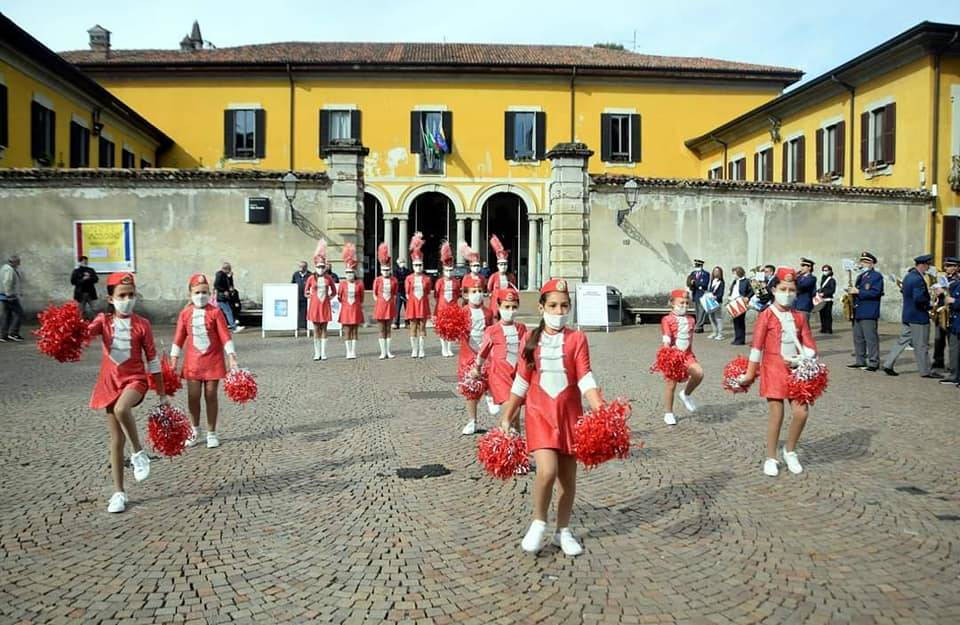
754, 143, 773, 182
784, 133, 803, 183
707, 160, 723, 180
69, 118, 91, 168
862, 97, 894, 178
417, 109, 446, 177
729, 152, 746, 181
603, 107, 637, 167
231, 109, 257, 160
327, 110, 352, 142
121, 144, 136, 168
507, 105, 542, 166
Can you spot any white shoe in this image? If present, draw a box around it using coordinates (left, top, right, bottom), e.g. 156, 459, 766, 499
715, 334, 724, 341
107, 491, 127, 513
763, 458, 779, 477
234, 325, 245, 333
185, 426, 199, 448
313, 355, 321, 362
521, 520, 547, 553
553, 528, 584, 557
781, 447, 803, 474
207, 432, 220, 449
131, 450, 150, 482
679, 390, 697, 413
461, 419, 476, 435
664, 412, 677, 425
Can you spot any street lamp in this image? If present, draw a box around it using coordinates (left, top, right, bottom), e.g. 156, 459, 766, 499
282, 171, 298, 206
618, 178, 640, 226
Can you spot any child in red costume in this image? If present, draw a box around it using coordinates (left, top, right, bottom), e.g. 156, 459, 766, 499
373, 243, 398, 359
405, 232, 432, 358
486, 235, 517, 316
738, 266, 818, 477
305, 239, 336, 361
171, 273, 239, 449
473, 287, 527, 420
498, 279, 602, 556
458, 269, 494, 435
434, 240, 462, 357
660, 289, 704, 425
88, 272, 167, 513
337, 242, 364, 359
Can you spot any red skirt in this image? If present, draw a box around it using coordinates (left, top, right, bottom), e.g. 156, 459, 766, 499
759, 355, 792, 400
90, 359, 149, 409
339, 300, 364, 325
181, 348, 227, 381
406, 295, 431, 320
307, 297, 332, 324
373, 296, 395, 321
486, 359, 518, 405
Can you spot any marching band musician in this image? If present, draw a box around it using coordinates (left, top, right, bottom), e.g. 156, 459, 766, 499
793, 258, 817, 322
932, 257, 958, 373
687, 259, 710, 333
729, 267, 754, 345
846, 251, 884, 372
937, 257, 960, 386
882, 254, 940, 379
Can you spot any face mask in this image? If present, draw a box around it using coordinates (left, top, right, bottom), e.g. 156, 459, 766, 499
316, 265, 325, 273
381, 269, 391, 277
468, 292, 483, 306
470, 265, 480, 275
113, 297, 136, 316
413, 265, 423, 274
499, 308, 515, 322
543, 312, 568, 330
346, 272, 355, 281
821, 271, 831, 277
498, 264, 507, 273
673, 305, 687, 316
774, 291, 796, 308
443, 269, 452, 278
192, 293, 210, 308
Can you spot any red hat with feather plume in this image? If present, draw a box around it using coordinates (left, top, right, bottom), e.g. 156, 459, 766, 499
490, 234, 509, 261
459, 241, 480, 265
409, 232, 425, 263
440, 240, 454, 268
377, 242, 391, 268
342, 242, 358, 271
313, 239, 327, 266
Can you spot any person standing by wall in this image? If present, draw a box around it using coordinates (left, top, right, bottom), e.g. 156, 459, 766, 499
932, 258, 958, 372
0, 254, 24, 342
817, 264, 837, 334
941, 260, 960, 388
706, 266, 725, 340
729, 266, 754, 345
847, 251, 884, 372
394, 259, 411, 330
214, 262, 244, 333
71, 255, 99, 320
883, 254, 939, 379
291, 260, 310, 331
687, 259, 709, 333
794, 258, 817, 322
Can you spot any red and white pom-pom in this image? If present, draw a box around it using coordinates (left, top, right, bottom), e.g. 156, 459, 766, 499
721, 355, 752, 394
477, 428, 529, 479
224, 368, 258, 404
440, 240, 454, 267
34, 301, 91, 363
146, 403, 193, 457
147, 355, 183, 397
573, 399, 635, 468
434, 305, 471, 341
457, 363, 488, 400
787, 358, 829, 405
313, 238, 327, 265
650, 346, 690, 382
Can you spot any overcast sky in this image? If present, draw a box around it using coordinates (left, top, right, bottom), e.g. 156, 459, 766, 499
5, 0, 960, 86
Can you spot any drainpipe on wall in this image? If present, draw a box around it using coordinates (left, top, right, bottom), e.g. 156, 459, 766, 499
287, 63, 295, 171
569, 66, 577, 142
830, 75, 855, 187
710, 135, 728, 178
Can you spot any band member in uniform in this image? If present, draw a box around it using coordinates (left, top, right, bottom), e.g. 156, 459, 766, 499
660, 289, 704, 425
816, 264, 837, 334
846, 251, 884, 371
405, 233, 432, 358
756, 264, 776, 310
794, 258, 817, 321
474, 287, 528, 422
434, 241, 462, 357
305, 240, 336, 361
687, 259, 709, 333
932, 257, 958, 372
393, 259, 411, 330
883, 254, 940, 378
373, 243, 398, 360
291, 261, 310, 331
458, 268, 494, 435
497, 278, 602, 556
942, 260, 960, 387
487, 235, 517, 316
337, 243, 364, 360
729, 266, 754, 345
738, 267, 818, 477
88, 272, 166, 513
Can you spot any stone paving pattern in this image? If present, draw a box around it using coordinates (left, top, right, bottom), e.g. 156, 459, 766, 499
0, 317, 958, 625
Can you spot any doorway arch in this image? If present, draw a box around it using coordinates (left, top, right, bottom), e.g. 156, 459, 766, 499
479, 192, 530, 289
362, 192, 384, 289
407, 192, 456, 274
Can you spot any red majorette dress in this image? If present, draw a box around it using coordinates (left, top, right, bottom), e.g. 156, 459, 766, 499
337, 280, 365, 325
373, 275, 398, 321
305, 273, 336, 324
486, 271, 517, 313
88, 313, 161, 409
458, 304, 494, 372
511, 328, 597, 454
434, 276, 461, 313
660, 313, 698, 366
750, 306, 818, 400
405, 273, 432, 320
477, 321, 528, 405
171, 303, 235, 381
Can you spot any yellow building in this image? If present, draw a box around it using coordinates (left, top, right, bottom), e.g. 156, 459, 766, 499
0, 14, 169, 171
60, 21, 800, 288
685, 21, 960, 265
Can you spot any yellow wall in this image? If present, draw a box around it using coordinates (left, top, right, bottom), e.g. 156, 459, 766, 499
0, 59, 157, 168
936, 56, 960, 261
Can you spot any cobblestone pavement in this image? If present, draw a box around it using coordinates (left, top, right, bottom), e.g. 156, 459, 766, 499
0, 317, 958, 625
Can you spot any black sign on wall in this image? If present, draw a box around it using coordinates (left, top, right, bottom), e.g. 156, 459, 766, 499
246, 197, 271, 224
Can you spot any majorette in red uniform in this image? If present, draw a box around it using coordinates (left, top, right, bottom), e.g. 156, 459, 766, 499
171, 273, 236, 382
405, 232, 432, 358
475, 286, 527, 414
305, 239, 336, 361
486, 235, 517, 315
89, 273, 162, 410
337, 242, 364, 359
458, 266, 494, 435
659, 288, 704, 425
373, 242, 398, 359
434, 240, 462, 358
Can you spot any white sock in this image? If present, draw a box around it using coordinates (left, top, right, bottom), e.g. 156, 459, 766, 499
320, 338, 327, 359
351, 339, 357, 357
418, 336, 425, 357
410, 336, 418, 355
313, 338, 321, 359
378, 338, 386, 357
386, 337, 393, 356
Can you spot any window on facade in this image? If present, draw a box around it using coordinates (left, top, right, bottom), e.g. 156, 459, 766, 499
783, 136, 805, 183
600, 113, 641, 163
728, 158, 746, 181
610, 115, 630, 162
503, 111, 545, 162
861, 103, 896, 170
224, 109, 265, 159
69, 122, 90, 168
943, 216, 960, 262
708, 165, 723, 180
754, 148, 773, 182
513, 112, 535, 160
319, 109, 361, 156
410, 110, 451, 175
141, 157, 152, 169
329, 111, 351, 141
30, 101, 55, 166
98, 137, 115, 167
815, 121, 844, 180
121, 149, 135, 168
0, 84, 8, 149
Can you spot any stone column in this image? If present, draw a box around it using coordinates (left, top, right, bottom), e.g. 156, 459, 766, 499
546, 142, 593, 286
455, 215, 467, 262
527, 216, 539, 290
325, 139, 370, 276
397, 215, 409, 264
383, 216, 394, 262
470, 218, 481, 251
541, 217, 551, 282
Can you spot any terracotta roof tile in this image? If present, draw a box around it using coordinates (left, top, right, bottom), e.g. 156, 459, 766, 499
0, 168, 331, 185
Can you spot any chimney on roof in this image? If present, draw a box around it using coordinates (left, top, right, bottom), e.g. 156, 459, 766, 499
180, 20, 203, 51
87, 25, 111, 56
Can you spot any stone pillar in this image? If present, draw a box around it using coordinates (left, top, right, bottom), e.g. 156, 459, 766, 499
541, 217, 551, 282
455, 215, 467, 262
546, 142, 593, 286
527, 216, 539, 290
383, 216, 394, 263
325, 139, 370, 276
470, 218, 481, 251
397, 216, 409, 264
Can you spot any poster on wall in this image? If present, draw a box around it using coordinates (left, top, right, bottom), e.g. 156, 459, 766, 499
73, 220, 135, 273
262, 283, 300, 337
576, 283, 611, 332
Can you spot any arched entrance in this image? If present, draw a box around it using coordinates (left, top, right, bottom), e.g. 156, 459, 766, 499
480, 192, 529, 289
362, 193, 384, 289
408, 192, 455, 275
